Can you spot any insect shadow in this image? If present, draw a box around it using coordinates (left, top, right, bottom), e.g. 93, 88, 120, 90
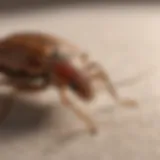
0, 93, 62, 139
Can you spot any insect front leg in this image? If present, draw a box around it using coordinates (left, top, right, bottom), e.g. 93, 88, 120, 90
82, 60, 137, 107
59, 86, 97, 134
91, 72, 137, 106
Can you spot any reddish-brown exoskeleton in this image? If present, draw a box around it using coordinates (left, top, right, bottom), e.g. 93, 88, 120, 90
0, 32, 137, 134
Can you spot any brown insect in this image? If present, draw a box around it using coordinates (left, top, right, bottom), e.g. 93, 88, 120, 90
0, 32, 137, 134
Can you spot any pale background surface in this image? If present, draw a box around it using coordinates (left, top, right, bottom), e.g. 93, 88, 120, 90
0, 4, 160, 160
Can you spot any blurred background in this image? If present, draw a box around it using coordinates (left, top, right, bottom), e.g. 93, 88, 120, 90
0, 0, 157, 14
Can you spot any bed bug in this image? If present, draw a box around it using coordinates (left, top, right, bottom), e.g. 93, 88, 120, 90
0, 32, 137, 134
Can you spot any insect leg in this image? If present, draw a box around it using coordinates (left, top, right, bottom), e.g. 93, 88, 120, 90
59, 86, 97, 134
84, 62, 137, 107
